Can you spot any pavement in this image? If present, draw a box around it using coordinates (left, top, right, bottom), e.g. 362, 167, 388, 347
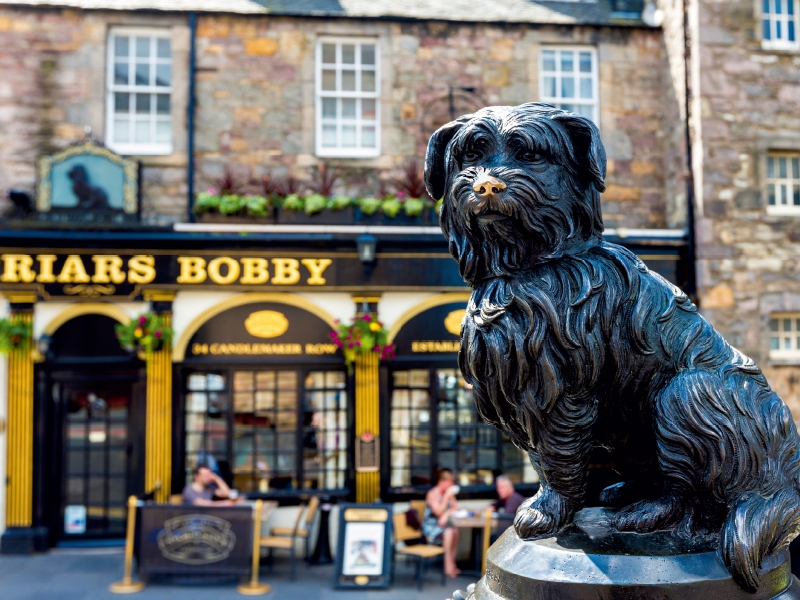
0, 547, 477, 600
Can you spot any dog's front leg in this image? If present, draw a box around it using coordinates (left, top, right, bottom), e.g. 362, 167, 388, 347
514, 396, 596, 540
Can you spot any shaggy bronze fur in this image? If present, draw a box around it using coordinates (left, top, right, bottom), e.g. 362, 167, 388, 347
425, 103, 800, 593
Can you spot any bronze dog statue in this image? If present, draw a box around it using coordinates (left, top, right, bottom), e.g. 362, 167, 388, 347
425, 102, 800, 592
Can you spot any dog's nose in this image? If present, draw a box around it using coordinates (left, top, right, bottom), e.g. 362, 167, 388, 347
472, 174, 507, 198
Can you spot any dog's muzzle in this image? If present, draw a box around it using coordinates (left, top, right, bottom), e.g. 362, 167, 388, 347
472, 173, 507, 201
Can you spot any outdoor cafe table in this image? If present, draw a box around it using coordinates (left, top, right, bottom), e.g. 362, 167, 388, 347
450, 513, 504, 576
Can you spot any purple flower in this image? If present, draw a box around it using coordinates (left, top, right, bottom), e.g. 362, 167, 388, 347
139, 315, 147, 325
155, 331, 162, 338
362, 314, 372, 322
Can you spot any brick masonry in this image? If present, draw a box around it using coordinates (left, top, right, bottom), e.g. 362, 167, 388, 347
0, 8, 683, 230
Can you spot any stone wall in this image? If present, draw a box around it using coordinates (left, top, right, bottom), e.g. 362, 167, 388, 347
671, 0, 800, 417
0, 7, 683, 230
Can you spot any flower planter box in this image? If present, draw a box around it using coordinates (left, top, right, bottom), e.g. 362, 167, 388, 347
195, 212, 275, 224
354, 209, 432, 226
276, 206, 355, 225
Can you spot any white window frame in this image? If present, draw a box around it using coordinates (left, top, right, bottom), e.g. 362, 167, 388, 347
769, 313, 800, 359
766, 152, 800, 215
539, 46, 599, 124
315, 36, 381, 158
106, 27, 173, 155
762, 0, 800, 50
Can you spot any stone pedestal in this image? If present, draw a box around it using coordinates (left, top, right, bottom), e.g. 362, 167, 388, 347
470, 507, 800, 600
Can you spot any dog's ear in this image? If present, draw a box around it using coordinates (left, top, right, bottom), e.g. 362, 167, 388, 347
424, 115, 472, 201
552, 113, 606, 192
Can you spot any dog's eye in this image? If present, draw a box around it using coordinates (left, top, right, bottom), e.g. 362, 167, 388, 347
463, 150, 480, 162
517, 150, 543, 162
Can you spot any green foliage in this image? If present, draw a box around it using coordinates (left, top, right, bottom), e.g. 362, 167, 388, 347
404, 197, 425, 217
115, 313, 173, 354
381, 197, 401, 218
0, 318, 32, 354
282, 194, 305, 211
329, 195, 352, 211
358, 197, 382, 215
303, 193, 327, 215
246, 196, 270, 217
329, 314, 395, 371
194, 191, 221, 214
219, 194, 246, 215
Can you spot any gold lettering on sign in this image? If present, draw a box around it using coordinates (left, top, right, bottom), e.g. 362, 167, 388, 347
128, 255, 156, 284
205, 343, 303, 355
57, 255, 91, 283
300, 258, 332, 285
0, 254, 36, 283
176, 256, 207, 284
35, 255, 57, 283
444, 309, 466, 336
271, 259, 300, 285
244, 311, 289, 338
411, 340, 461, 353
305, 343, 339, 355
207, 257, 240, 285
92, 255, 126, 284
240, 258, 269, 284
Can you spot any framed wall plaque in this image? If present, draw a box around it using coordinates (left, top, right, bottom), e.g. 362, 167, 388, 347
334, 504, 393, 589
36, 139, 140, 224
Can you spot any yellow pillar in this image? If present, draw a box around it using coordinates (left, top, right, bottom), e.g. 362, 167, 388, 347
354, 352, 380, 503
5, 309, 34, 528
143, 293, 174, 503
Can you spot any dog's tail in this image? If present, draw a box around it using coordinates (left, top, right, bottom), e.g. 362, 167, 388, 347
720, 488, 800, 592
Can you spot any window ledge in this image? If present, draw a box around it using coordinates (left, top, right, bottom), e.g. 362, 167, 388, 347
766, 205, 800, 216
768, 351, 800, 364
762, 42, 800, 52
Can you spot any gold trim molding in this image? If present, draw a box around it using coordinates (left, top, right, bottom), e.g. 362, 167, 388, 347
172, 293, 336, 362
3, 291, 38, 304
42, 303, 130, 336
143, 290, 176, 303
386, 292, 472, 343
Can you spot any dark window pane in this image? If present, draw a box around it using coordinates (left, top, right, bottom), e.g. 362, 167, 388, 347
114, 92, 129, 113
114, 36, 129, 57
135, 93, 150, 114
136, 36, 150, 58
156, 94, 170, 115
155, 64, 171, 87
157, 38, 171, 58
114, 62, 128, 85
135, 63, 150, 86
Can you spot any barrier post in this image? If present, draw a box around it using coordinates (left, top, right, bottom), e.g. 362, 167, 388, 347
109, 496, 145, 594
237, 499, 271, 596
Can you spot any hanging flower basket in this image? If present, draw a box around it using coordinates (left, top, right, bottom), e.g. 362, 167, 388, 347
0, 318, 32, 354
330, 314, 395, 371
115, 313, 173, 354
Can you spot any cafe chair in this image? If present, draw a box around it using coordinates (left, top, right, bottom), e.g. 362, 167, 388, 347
168, 494, 183, 505
260, 502, 305, 580
482, 509, 493, 575
269, 495, 319, 562
409, 499, 427, 524
392, 512, 445, 591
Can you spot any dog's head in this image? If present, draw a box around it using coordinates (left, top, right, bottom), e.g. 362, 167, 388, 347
425, 103, 606, 284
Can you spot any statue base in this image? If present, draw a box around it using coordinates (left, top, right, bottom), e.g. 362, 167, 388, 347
470, 507, 800, 600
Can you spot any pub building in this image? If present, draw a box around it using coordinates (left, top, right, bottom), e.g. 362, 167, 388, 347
0, 226, 688, 552
0, 0, 690, 553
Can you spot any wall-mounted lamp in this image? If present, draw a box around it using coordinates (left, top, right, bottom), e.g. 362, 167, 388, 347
32, 334, 52, 363
356, 234, 378, 280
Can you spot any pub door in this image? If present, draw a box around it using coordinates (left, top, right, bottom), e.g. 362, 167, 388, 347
52, 375, 143, 542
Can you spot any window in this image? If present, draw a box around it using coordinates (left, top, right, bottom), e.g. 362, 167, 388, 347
769, 314, 800, 358
107, 29, 173, 155
539, 47, 598, 123
316, 38, 380, 157
389, 367, 538, 493
767, 153, 800, 214
184, 368, 349, 493
763, 0, 799, 49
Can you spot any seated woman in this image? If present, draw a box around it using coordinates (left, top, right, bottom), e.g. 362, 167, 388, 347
422, 469, 461, 578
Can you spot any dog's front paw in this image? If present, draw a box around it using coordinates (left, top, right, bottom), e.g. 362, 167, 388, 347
513, 489, 573, 540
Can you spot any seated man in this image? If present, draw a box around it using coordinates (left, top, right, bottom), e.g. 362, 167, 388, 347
182, 465, 238, 506
490, 475, 524, 516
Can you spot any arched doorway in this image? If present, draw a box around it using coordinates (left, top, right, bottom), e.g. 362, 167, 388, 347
174, 298, 351, 499
38, 311, 145, 546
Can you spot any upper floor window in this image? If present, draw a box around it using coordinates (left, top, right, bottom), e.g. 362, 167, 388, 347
315, 38, 380, 158
763, 0, 799, 50
540, 47, 598, 123
766, 153, 800, 214
106, 29, 172, 155
770, 313, 800, 359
